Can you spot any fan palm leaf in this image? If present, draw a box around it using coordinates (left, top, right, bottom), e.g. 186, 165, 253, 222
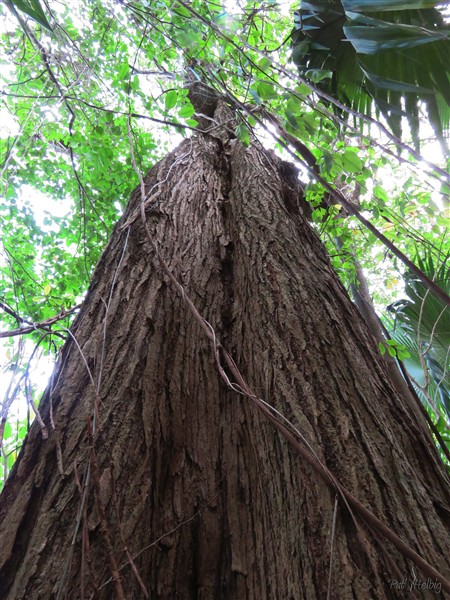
386, 251, 450, 418
292, 0, 450, 151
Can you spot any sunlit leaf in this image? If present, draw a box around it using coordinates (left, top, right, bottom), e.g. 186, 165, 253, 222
6, 0, 53, 31
165, 90, 179, 109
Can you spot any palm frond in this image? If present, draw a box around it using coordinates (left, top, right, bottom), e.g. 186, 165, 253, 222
292, 1, 450, 151
5, 0, 53, 31
385, 251, 450, 418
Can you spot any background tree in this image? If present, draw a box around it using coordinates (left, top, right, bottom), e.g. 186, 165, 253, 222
0, 0, 449, 598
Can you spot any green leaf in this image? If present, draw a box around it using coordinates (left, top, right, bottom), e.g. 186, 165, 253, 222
286, 94, 303, 115
3, 422, 12, 439
256, 82, 278, 101
360, 65, 435, 94
344, 23, 446, 54
6, 0, 53, 31
296, 83, 313, 97
178, 29, 201, 50
343, 1, 445, 12
285, 109, 299, 130
235, 124, 250, 147
342, 149, 363, 172
165, 90, 179, 110
178, 103, 195, 118
249, 89, 262, 104
117, 62, 130, 80
258, 57, 272, 71
302, 113, 319, 134
130, 76, 140, 91
172, 5, 191, 17
305, 69, 333, 83
312, 207, 327, 221
292, 1, 450, 148
373, 184, 389, 203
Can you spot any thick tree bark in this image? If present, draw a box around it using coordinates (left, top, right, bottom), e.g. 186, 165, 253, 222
0, 123, 449, 599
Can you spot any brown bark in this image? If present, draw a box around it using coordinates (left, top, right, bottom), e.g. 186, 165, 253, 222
0, 124, 449, 599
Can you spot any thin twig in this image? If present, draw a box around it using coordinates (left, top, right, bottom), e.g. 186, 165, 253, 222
0, 304, 80, 339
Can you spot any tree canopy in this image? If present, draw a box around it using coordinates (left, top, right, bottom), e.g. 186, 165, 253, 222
1, 0, 449, 485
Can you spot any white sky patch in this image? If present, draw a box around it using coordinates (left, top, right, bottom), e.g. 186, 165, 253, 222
0, 337, 57, 422
0, 111, 19, 138
18, 184, 71, 229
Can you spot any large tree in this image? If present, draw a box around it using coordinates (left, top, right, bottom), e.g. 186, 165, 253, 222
0, 1, 449, 598
1, 97, 449, 598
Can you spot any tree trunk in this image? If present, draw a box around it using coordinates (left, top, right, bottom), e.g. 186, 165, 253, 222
0, 124, 449, 599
